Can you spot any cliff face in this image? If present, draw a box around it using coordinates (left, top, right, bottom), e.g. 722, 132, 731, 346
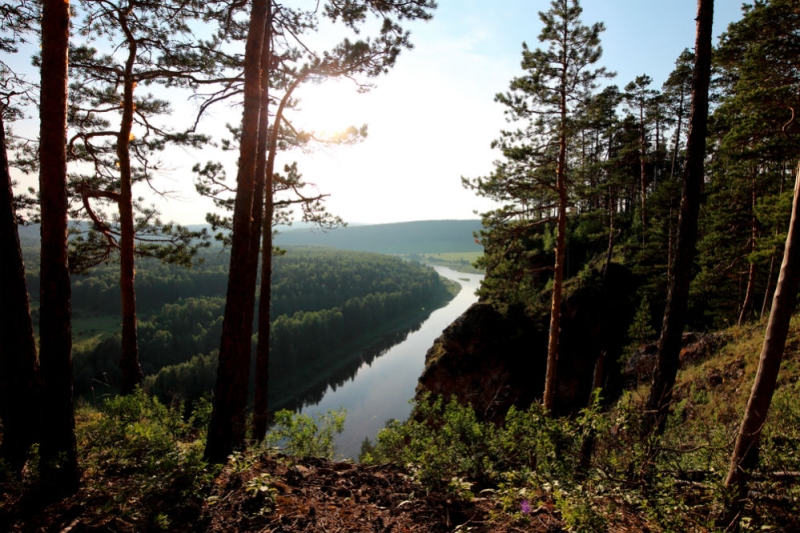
416, 264, 639, 421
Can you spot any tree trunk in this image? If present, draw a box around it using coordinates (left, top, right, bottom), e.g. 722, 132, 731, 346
670, 89, 685, 180
543, 90, 568, 413
252, 168, 275, 441
205, 0, 268, 464
738, 179, 758, 327
250, 11, 273, 442
603, 187, 615, 275
721, 163, 800, 529
639, 105, 648, 241
118, 24, 143, 395
654, 111, 661, 188
0, 111, 40, 473
761, 174, 785, 320
643, 0, 713, 437
37, 0, 80, 493
253, 27, 309, 440
760, 254, 776, 320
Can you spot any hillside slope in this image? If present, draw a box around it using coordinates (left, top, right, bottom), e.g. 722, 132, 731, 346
274, 219, 483, 255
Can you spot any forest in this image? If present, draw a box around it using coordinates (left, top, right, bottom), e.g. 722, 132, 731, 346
3, 0, 800, 531
46, 246, 456, 408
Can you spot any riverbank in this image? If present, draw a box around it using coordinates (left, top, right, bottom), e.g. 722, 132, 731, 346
300, 266, 484, 459
268, 274, 462, 413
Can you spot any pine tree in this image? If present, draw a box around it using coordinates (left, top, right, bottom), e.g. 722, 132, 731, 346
465, 0, 610, 412
203, 0, 435, 459
0, 0, 39, 475
624, 74, 657, 239
67, 0, 220, 394
38, 0, 80, 494
643, 0, 714, 437
721, 164, 800, 530
695, 0, 800, 327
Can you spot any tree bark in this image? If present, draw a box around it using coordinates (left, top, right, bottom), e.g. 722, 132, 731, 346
0, 111, 40, 473
603, 187, 615, 275
250, 10, 273, 442
205, 0, 268, 464
639, 104, 648, 239
760, 253, 776, 320
543, 85, 569, 413
670, 88, 685, 181
643, 0, 713, 437
253, 16, 310, 440
117, 14, 143, 395
38, 0, 80, 493
722, 163, 800, 527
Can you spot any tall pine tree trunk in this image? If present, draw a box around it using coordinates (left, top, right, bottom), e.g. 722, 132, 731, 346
670, 89, 685, 180
738, 177, 758, 327
252, 169, 274, 441
118, 25, 143, 395
543, 91, 569, 413
249, 12, 273, 442
721, 163, 800, 528
253, 46, 308, 441
760, 254, 776, 319
205, 0, 268, 464
643, 0, 713, 437
38, 0, 79, 493
639, 107, 648, 239
603, 187, 615, 275
0, 111, 40, 473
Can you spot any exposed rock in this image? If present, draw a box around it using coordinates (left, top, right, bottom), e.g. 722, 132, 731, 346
416, 264, 639, 421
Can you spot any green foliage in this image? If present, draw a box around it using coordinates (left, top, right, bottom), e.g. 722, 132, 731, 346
369, 394, 586, 493
554, 487, 608, 533
625, 295, 657, 357
264, 409, 346, 460
77, 389, 217, 527
243, 473, 278, 515
65, 246, 456, 403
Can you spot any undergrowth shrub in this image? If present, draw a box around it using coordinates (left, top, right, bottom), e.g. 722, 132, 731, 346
77, 388, 216, 526
263, 409, 346, 460
368, 393, 588, 492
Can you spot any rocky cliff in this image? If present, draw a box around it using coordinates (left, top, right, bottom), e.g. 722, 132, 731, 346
416, 264, 640, 421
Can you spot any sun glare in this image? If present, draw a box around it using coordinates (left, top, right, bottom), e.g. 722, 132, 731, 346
294, 80, 371, 142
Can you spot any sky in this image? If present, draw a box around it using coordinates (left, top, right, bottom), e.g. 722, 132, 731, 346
8, 0, 747, 226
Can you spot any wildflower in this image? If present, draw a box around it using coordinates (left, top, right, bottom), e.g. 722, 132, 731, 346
520, 499, 531, 514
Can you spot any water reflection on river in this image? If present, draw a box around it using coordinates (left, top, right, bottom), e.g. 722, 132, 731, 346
299, 266, 484, 459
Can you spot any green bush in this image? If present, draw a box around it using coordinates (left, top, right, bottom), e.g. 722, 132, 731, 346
369, 394, 585, 493
77, 389, 216, 526
264, 409, 346, 460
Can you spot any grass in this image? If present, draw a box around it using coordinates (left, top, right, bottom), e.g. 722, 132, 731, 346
72, 315, 120, 351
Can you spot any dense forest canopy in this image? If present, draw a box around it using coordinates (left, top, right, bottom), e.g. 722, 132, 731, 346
38, 246, 459, 404
468, 0, 799, 334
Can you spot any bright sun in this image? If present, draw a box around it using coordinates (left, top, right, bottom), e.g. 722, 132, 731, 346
293, 79, 371, 141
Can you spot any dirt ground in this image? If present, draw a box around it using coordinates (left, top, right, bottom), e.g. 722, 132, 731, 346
2, 455, 567, 533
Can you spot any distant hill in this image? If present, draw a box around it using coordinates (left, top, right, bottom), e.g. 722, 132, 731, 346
17, 219, 484, 256
17, 223, 39, 246
274, 219, 483, 255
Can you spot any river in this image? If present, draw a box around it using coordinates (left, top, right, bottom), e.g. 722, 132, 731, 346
299, 265, 484, 460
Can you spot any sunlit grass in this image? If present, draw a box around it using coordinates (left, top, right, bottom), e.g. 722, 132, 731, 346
72, 315, 120, 351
